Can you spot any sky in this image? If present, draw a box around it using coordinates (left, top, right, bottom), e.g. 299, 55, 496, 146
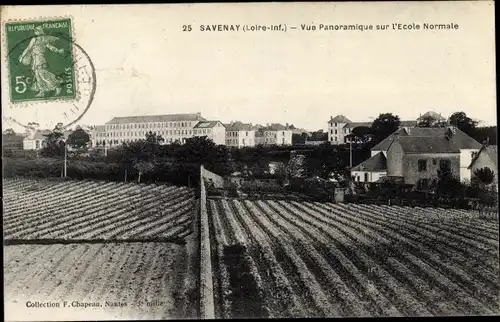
1, 2, 496, 133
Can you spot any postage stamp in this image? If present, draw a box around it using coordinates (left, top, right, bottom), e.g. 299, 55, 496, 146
5, 18, 76, 103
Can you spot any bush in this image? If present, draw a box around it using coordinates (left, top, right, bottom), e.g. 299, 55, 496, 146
239, 180, 283, 193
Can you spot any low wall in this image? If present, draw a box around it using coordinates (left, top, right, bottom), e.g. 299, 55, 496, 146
201, 165, 224, 188
199, 166, 215, 319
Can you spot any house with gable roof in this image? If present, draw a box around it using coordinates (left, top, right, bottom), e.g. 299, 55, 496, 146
351, 152, 388, 183
385, 135, 462, 187
350, 126, 482, 185
193, 120, 226, 145
263, 123, 293, 146
225, 121, 255, 147
468, 144, 498, 187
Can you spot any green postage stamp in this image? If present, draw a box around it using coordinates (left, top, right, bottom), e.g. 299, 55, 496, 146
5, 18, 76, 103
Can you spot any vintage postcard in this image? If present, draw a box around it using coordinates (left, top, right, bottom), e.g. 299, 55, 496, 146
1, 2, 497, 321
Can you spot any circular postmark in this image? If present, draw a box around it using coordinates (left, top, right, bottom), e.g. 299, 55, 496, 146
3, 22, 96, 132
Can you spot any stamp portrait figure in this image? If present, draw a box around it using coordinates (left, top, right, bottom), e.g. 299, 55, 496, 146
5, 18, 76, 103
19, 26, 65, 97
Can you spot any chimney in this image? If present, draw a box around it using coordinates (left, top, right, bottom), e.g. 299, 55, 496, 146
196, 112, 201, 119
286, 122, 289, 128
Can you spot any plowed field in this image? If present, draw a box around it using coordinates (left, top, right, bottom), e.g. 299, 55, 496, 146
3, 178, 194, 241
208, 198, 499, 318
3, 178, 198, 321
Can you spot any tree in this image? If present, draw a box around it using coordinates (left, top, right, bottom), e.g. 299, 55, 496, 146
347, 126, 373, 143
3, 128, 16, 135
309, 130, 328, 141
134, 161, 155, 183
449, 112, 477, 135
40, 122, 65, 157
417, 115, 435, 128
434, 161, 463, 198
286, 153, 306, 179
370, 113, 401, 143
145, 131, 165, 145
473, 167, 495, 185
292, 133, 306, 145
67, 126, 90, 149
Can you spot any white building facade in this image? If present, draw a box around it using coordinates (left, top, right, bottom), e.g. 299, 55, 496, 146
103, 113, 206, 147
193, 121, 226, 145
263, 123, 293, 146
225, 122, 256, 148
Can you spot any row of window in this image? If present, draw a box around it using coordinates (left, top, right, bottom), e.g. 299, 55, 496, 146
95, 137, 186, 145
105, 121, 197, 130
226, 138, 254, 146
103, 129, 195, 137
265, 131, 287, 137
417, 159, 451, 172
194, 129, 212, 135
227, 131, 251, 137
330, 128, 349, 135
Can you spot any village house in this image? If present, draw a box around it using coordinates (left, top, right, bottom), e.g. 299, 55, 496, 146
263, 123, 293, 146
225, 121, 256, 148
468, 144, 498, 187
351, 152, 387, 183
385, 136, 461, 187
193, 121, 226, 145
352, 126, 482, 185
417, 111, 448, 127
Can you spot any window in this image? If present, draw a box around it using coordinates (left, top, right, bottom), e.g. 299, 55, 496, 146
439, 159, 451, 172
335, 130, 338, 134
432, 159, 437, 166
334, 136, 337, 141
334, 123, 337, 127
364, 173, 369, 182
418, 159, 427, 172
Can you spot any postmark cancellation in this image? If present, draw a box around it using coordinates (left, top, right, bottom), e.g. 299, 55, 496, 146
2, 16, 96, 131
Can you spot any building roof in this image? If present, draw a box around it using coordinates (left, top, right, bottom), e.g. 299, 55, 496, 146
329, 115, 352, 123
225, 122, 254, 131
390, 136, 461, 154
193, 121, 224, 129
351, 152, 387, 171
264, 123, 290, 131
105, 113, 206, 125
417, 111, 447, 121
372, 126, 482, 152
468, 145, 498, 169
344, 121, 372, 129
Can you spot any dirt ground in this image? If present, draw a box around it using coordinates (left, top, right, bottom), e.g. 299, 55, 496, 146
4, 242, 197, 321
